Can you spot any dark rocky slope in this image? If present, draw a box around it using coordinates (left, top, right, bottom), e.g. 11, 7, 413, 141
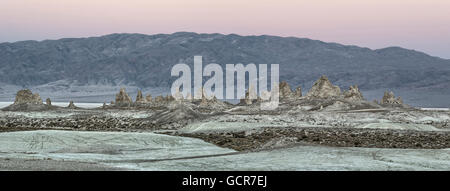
1, 32, 449, 106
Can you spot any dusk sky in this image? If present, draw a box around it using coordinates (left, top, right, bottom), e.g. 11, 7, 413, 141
1, 0, 449, 58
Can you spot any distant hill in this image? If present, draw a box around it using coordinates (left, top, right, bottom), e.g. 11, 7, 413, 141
0, 32, 449, 107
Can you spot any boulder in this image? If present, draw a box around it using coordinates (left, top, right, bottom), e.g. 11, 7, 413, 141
306, 75, 341, 99
294, 86, 302, 97
240, 91, 253, 105
165, 95, 175, 102
155, 95, 164, 103
173, 87, 184, 101
115, 88, 132, 106
279, 81, 294, 99
343, 85, 364, 101
46, 98, 52, 106
13, 89, 42, 105
194, 87, 212, 101
145, 94, 153, 102
195, 87, 226, 108
198, 87, 212, 105
240, 85, 257, 105
2, 89, 47, 111
381, 91, 403, 105
68, 101, 78, 109
135, 90, 145, 103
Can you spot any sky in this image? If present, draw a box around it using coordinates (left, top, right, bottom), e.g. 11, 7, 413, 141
1, 0, 449, 58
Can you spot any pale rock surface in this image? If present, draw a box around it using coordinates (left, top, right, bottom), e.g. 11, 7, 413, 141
295, 86, 302, 97
68, 101, 77, 109
173, 88, 184, 101
145, 94, 152, 102
115, 88, 133, 106
279, 81, 294, 99
165, 95, 175, 102
155, 95, 164, 103
306, 75, 341, 99
46, 98, 52, 106
344, 85, 364, 101
2, 89, 47, 111
135, 90, 145, 103
240, 85, 257, 105
381, 91, 403, 105
14, 89, 43, 105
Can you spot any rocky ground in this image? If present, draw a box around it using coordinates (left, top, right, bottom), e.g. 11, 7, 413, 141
1, 103, 448, 153
0, 130, 447, 171
1, 77, 449, 170
172, 127, 450, 151
0, 158, 123, 171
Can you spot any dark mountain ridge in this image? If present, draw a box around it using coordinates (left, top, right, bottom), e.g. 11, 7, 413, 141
0, 32, 449, 107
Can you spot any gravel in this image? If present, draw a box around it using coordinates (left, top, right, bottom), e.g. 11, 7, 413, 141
173, 126, 450, 151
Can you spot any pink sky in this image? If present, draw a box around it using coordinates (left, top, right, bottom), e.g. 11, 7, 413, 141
1, 0, 449, 58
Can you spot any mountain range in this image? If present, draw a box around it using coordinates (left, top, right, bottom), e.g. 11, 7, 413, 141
0, 32, 449, 107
